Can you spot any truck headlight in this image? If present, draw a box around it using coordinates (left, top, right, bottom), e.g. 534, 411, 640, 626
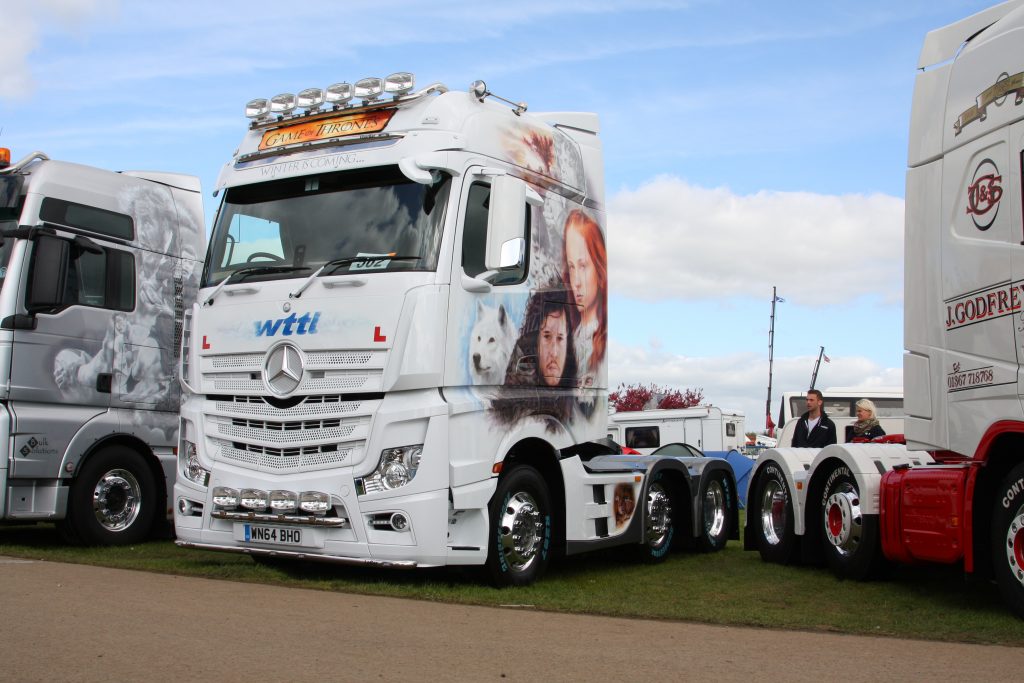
358, 445, 423, 494
180, 440, 210, 487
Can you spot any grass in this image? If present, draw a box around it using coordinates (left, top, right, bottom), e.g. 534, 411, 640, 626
2, 520, 1023, 646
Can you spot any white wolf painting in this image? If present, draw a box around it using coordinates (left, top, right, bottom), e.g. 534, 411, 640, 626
469, 301, 515, 386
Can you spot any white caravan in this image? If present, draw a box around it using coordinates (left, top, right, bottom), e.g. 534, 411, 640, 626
744, 1, 1024, 618
607, 407, 745, 453
0, 149, 204, 543
774, 387, 904, 446
174, 74, 739, 585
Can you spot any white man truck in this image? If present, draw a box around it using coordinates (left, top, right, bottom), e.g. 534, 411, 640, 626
0, 148, 204, 544
173, 74, 739, 585
744, 1, 1024, 617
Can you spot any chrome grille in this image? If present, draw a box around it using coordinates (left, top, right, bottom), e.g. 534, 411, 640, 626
202, 393, 379, 474
214, 395, 361, 418
210, 371, 380, 393
219, 441, 356, 472
215, 417, 360, 444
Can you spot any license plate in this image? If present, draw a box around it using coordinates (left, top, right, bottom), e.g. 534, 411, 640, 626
240, 524, 303, 546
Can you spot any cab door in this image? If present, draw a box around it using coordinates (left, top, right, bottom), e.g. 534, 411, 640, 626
443, 168, 534, 391
7, 231, 133, 478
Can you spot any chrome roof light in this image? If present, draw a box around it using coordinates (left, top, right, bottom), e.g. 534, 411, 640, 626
354, 77, 384, 103
325, 82, 353, 107
245, 98, 271, 120
384, 72, 414, 97
269, 93, 297, 115
297, 87, 325, 112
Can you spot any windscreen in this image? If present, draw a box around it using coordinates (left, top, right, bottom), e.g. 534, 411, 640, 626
203, 165, 450, 287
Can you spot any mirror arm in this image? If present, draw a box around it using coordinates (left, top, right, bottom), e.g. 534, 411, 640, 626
461, 272, 493, 293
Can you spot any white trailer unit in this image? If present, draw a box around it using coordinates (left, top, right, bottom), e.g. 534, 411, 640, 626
0, 149, 204, 543
174, 75, 739, 585
607, 407, 745, 453
744, 1, 1024, 618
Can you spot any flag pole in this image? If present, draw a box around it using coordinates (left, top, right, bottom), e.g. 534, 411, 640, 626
810, 345, 825, 390
766, 287, 779, 436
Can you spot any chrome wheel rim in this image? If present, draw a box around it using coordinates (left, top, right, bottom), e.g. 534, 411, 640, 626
1005, 504, 1024, 589
759, 478, 788, 546
92, 468, 142, 532
499, 491, 543, 573
703, 480, 726, 539
645, 482, 673, 549
824, 481, 862, 557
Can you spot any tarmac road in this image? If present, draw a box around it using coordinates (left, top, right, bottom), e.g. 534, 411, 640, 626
1, 556, 1021, 682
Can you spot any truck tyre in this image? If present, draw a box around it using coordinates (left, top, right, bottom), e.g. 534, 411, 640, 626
60, 446, 157, 546
820, 464, 884, 580
636, 471, 675, 562
697, 470, 732, 552
991, 462, 1024, 618
484, 466, 552, 587
752, 463, 799, 564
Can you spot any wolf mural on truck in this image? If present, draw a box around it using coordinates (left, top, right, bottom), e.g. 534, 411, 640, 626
461, 120, 607, 433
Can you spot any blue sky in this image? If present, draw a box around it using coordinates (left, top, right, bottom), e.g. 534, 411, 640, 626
1, 0, 999, 431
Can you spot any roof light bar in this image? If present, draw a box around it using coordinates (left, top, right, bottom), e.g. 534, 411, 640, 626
243, 72, 421, 122
384, 72, 414, 97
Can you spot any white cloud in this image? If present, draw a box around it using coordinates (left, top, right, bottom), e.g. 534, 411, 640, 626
0, 0, 116, 101
608, 177, 903, 307
608, 338, 902, 434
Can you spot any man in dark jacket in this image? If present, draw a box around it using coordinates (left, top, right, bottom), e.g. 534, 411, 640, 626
792, 389, 837, 447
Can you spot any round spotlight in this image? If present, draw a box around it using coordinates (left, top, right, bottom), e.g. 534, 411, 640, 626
270, 93, 297, 114
297, 88, 325, 111
384, 72, 415, 96
354, 77, 384, 102
245, 98, 271, 119
325, 82, 353, 106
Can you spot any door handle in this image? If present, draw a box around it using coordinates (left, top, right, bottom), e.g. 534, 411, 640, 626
96, 373, 112, 393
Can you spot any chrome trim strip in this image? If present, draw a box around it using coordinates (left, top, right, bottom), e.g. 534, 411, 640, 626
211, 510, 348, 527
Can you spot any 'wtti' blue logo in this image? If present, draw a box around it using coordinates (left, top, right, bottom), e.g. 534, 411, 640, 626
254, 312, 321, 337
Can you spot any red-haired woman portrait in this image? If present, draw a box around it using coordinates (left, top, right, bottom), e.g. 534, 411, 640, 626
562, 209, 607, 386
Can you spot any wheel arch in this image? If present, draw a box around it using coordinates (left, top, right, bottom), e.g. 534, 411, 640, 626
70, 434, 168, 521
969, 430, 1024, 579
694, 458, 740, 542
643, 459, 695, 545
747, 448, 815, 537
500, 436, 565, 555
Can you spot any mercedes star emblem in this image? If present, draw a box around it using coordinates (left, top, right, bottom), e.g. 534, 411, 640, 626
263, 342, 303, 395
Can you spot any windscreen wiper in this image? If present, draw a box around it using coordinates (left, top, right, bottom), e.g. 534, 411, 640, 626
203, 264, 308, 306
288, 254, 420, 299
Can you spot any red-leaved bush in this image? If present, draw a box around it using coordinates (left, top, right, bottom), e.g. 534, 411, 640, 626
609, 383, 705, 412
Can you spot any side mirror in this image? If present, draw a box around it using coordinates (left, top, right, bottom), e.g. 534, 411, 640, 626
27, 234, 69, 312
484, 175, 528, 271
